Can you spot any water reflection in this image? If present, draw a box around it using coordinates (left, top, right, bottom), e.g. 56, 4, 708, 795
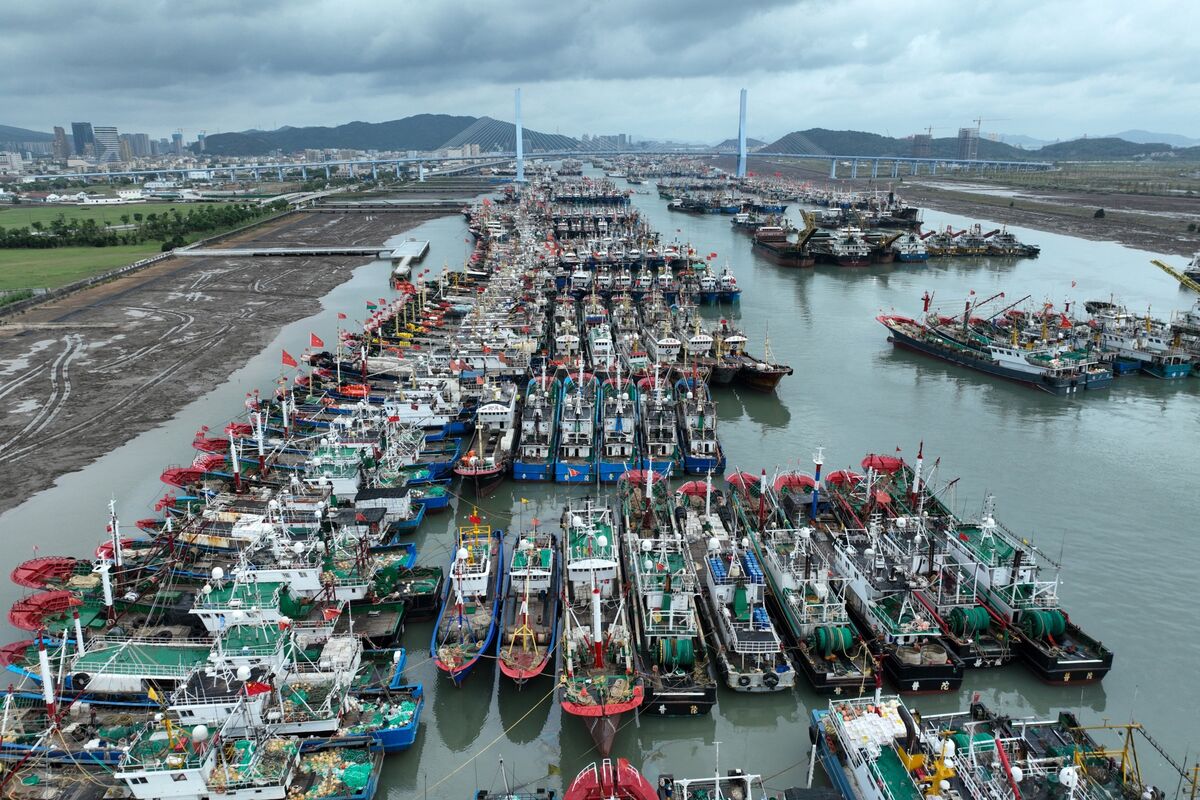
496, 678, 556, 744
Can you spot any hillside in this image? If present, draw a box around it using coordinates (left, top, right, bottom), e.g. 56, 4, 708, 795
715, 137, 766, 150
762, 128, 1199, 161
763, 128, 1027, 160
0, 124, 54, 143
197, 114, 577, 156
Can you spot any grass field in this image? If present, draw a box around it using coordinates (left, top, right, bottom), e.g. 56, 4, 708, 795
0, 201, 237, 229
0, 243, 162, 290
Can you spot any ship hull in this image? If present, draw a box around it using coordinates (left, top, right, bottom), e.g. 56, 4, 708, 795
884, 319, 1108, 396
555, 462, 595, 483
513, 460, 553, 481
680, 451, 726, 475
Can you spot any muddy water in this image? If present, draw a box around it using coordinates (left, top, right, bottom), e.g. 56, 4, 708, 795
2, 190, 1197, 797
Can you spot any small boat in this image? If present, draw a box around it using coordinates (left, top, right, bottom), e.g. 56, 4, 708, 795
431, 518, 505, 686
497, 529, 561, 684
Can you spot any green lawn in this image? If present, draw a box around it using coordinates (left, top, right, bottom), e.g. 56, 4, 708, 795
0, 243, 162, 290
0, 201, 237, 229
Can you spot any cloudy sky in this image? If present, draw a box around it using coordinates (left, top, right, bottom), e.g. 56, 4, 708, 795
5, 0, 1197, 143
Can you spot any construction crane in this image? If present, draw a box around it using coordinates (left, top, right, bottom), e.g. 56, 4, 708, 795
1151, 258, 1200, 293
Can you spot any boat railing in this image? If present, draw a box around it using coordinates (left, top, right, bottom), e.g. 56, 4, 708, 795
641, 606, 698, 636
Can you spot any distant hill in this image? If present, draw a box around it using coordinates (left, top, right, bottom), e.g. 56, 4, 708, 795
1107, 129, 1200, 147
0, 124, 54, 143
1037, 137, 1175, 159
198, 114, 577, 156
762, 128, 1027, 160
999, 133, 1053, 149
715, 137, 766, 150
761, 128, 1198, 162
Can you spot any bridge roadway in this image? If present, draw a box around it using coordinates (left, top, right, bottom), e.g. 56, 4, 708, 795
27, 149, 1054, 183
179, 245, 392, 259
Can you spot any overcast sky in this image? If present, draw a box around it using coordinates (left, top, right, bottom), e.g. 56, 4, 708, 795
4, 0, 1197, 143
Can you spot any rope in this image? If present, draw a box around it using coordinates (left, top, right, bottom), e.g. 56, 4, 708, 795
422, 681, 559, 795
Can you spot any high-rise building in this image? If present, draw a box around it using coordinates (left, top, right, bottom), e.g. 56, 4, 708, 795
132, 133, 151, 157
172, 132, 183, 155
157, 138, 170, 155
912, 133, 932, 159
53, 126, 69, 161
93, 126, 121, 162
196, 132, 206, 152
957, 127, 979, 160
71, 122, 95, 156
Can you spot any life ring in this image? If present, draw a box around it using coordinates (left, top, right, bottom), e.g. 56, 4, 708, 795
736, 674, 752, 688
763, 672, 779, 688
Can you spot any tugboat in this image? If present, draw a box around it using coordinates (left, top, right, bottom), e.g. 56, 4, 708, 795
558, 500, 643, 757
597, 375, 639, 482
677, 477, 796, 692
555, 364, 599, 484
497, 526, 560, 685
431, 514, 504, 686
513, 371, 559, 481
675, 376, 726, 475
454, 380, 519, 493
619, 470, 718, 715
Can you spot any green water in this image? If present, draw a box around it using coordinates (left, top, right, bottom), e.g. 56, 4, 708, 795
1, 182, 1197, 797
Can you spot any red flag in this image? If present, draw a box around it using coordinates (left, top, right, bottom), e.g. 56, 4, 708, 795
244, 681, 272, 696
281, 350, 298, 368
567, 467, 580, 477
322, 607, 341, 621
310, 333, 324, 348
337, 312, 347, 320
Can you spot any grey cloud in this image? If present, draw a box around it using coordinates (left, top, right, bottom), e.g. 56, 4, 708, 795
2, 0, 1197, 142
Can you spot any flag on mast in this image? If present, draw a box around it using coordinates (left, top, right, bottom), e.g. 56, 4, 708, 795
281, 350, 298, 368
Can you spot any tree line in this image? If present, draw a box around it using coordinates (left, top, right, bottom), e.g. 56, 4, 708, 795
0, 201, 288, 251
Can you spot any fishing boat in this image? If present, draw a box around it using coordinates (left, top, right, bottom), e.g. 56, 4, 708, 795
810, 695, 942, 800
709, 320, 747, 386
678, 479, 796, 692
563, 759, 657, 800
891, 232, 929, 262
513, 373, 559, 481
454, 380, 519, 492
637, 369, 679, 477
558, 500, 643, 757
878, 295, 1114, 394
555, 367, 599, 484
431, 517, 504, 686
497, 528, 561, 684
736, 329, 793, 392
819, 491, 966, 693
730, 474, 876, 696
597, 376, 639, 482
943, 497, 1113, 685
674, 377, 725, 475
619, 470, 718, 715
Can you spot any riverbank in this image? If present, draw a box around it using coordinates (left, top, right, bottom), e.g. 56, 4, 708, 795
0, 210, 445, 515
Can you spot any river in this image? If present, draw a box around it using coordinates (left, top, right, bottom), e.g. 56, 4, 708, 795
1, 181, 1196, 797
